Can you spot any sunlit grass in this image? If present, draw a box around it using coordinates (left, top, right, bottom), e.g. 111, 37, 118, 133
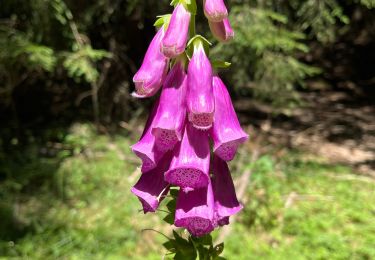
225, 154, 375, 259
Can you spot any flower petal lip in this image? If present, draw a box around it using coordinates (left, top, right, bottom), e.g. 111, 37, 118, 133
131, 152, 172, 214
212, 155, 243, 223
210, 76, 248, 161
174, 182, 215, 237
132, 28, 169, 98
187, 44, 215, 130
204, 0, 228, 22
188, 113, 214, 131
165, 123, 210, 189
216, 216, 230, 227
131, 98, 168, 172
161, 4, 191, 58
151, 61, 187, 151
208, 18, 234, 42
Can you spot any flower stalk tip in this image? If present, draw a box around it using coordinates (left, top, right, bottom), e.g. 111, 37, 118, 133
131, 0, 246, 251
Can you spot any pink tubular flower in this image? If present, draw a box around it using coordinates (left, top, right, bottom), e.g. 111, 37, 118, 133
151, 61, 187, 151
131, 98, 166, 172
210, 76, 248, 161
161, 4, 191, 58
131, 152, 172, 213
208, 18, 234, 42
175, 183, 215, 237
132, 28, 169, 98
187, 43, 215, 130
212, 155, 243, 225
204, 0, 228, 22
165, 123, 210, 189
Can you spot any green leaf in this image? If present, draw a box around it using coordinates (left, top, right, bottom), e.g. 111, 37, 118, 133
174, 251, 197, 260
211, 60, 231, 69
163, 212, 175, 225
23, 44, 57, 72
173, 231, 195, 253
166, 199, 177, 212
62, 45, 110, 83
163, 240, 177, 252
191, 234, 212, 246
213, 243, 225, 256
197, 245, 209, 260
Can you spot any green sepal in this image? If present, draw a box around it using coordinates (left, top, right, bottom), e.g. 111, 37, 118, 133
170, 0, 197, 14
170, 0, 179, 7
182, 0, 197, 15
169, 187, 179, 198
211, 60, 232, 69
186, 35, 212, 59
154, 14, 171, 29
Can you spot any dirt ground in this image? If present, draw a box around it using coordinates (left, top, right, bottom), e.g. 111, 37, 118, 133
236, 82, 375, 176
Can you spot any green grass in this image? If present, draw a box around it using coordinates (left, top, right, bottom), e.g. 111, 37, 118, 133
1, 123, 374, 259
225, 155, 375, 260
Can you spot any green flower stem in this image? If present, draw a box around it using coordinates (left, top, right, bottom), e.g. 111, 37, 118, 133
189, 14, 196, 39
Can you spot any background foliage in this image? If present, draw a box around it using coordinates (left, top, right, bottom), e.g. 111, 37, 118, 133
1, 0, 375, 129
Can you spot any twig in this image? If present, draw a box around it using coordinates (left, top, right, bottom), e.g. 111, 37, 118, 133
141, 229, 171, 240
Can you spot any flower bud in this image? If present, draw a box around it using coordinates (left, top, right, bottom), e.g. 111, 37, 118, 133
161, 4, 191, 58
204, 0, 228, 22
